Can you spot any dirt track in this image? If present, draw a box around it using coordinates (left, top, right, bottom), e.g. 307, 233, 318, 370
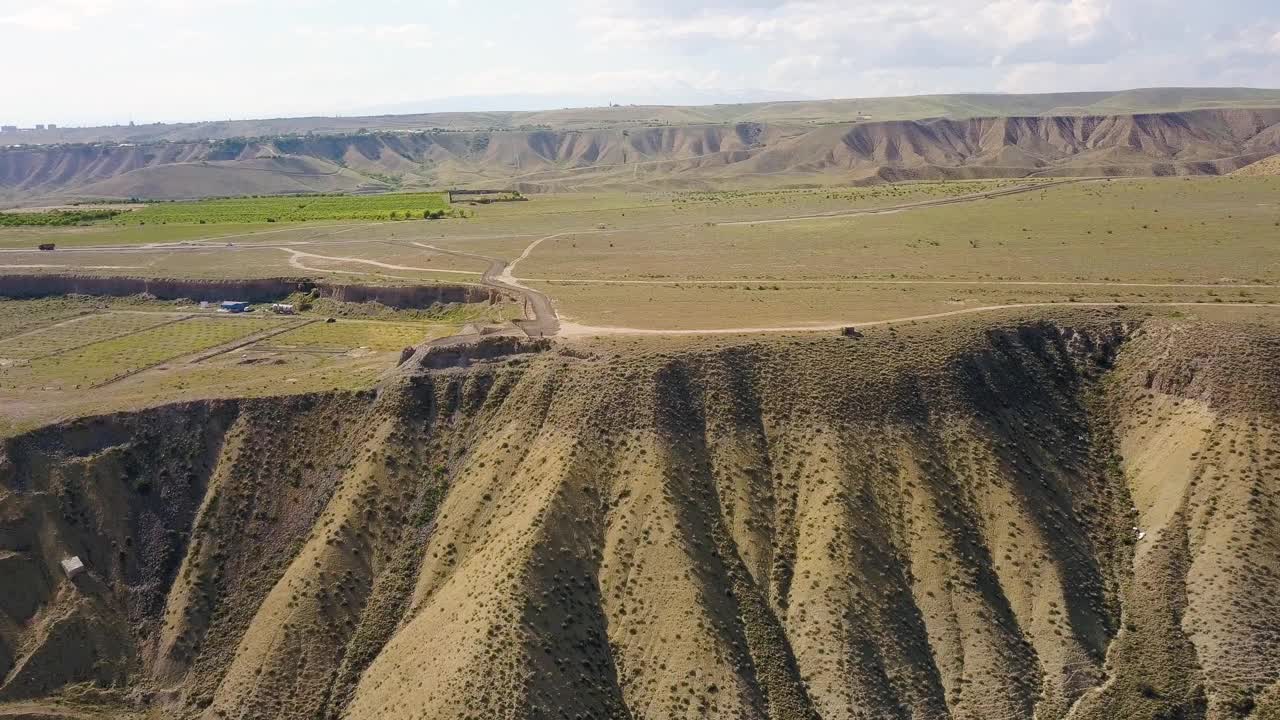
556, 302, 1280, 337
6, 177, 1271, 343
409, 240, 560, 338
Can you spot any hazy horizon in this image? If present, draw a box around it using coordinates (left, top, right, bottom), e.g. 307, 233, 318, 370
2, 0, 1278, 127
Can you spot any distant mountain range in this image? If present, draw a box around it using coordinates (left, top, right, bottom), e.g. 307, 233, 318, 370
4, 87, 1279, 147
3, 89, 1280, 203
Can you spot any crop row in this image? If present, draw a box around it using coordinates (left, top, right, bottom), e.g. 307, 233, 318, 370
2, 315, 283, 389
114, 193, 455, 225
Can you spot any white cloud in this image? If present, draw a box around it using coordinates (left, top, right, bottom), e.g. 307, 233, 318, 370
1, 0, 1277, 126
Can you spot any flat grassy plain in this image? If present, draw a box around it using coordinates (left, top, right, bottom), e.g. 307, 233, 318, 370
519, 178, 1280, 282
3, 176, 1278, 335
543, 281, 1280, 330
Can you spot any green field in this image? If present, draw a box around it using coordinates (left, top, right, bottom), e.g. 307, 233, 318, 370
0, 209, 122, 227
0, 298, 101, 338
114, 192, 455, 225
258, 320, 452, 353
0, 315, 284, 389
0, 312, 179, 360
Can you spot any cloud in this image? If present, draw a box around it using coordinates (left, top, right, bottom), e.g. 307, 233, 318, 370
576, 0, 1280, 97
294, 23, 435, 49
3, 0, 1278, 127
0, 0, 253, 31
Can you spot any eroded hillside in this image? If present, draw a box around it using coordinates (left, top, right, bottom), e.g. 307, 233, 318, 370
4, 108, 1280, 200
1, 310, 1278, 719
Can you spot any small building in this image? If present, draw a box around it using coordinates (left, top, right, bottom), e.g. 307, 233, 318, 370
60, 556, 85, 580
47, 123, 57, 130
220, 301, 250, 314
270, 303, 296, 315
34, 124, 45, 131
0, 126, 16, 133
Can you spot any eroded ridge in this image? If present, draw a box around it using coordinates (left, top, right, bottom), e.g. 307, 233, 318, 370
1, 310, 1277, 720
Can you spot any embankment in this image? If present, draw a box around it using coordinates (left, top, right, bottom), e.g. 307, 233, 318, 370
0, 273, 500, 308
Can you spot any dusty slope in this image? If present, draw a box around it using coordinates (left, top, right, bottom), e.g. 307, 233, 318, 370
4, 109, 1280, 201
1, 309, 1279, 719
1232, 153, 1280, 176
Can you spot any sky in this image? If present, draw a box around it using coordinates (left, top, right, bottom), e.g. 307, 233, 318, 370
1, 0, 1278, 127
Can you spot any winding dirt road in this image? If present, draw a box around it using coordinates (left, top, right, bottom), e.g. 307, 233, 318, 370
556, 302, 1280, 337
409, 240, 560, 338
9, 176, 1275, 342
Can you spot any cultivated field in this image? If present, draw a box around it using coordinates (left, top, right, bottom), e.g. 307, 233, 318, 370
257, 320, 452, 353
0, 299, 475, 431
113, 192, 454, 225
0, 313, 286, 390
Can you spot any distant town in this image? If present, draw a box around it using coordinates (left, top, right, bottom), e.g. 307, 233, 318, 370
0, 124, 57, 132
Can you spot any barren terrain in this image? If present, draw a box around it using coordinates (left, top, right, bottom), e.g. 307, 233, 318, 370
2, 308, 1280, 720
2, 93, 1280, 719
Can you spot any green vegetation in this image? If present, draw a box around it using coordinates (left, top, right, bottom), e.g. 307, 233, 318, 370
0, 312, 178, 360
671, 179, 1031, 207
1, 315, 283, 389
114, 193, 457, 225
260, 320, 450, 353
0, 297, 103, 338
0, 209, 122, 226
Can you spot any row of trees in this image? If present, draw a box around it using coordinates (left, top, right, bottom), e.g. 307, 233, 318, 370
0, 209, 121, 227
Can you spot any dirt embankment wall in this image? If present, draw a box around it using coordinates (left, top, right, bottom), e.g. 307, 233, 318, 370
0, 274, 498, 308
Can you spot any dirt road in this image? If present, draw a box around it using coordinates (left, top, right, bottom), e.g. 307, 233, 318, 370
556, 302, 1280, 337
409, 240, 560, 338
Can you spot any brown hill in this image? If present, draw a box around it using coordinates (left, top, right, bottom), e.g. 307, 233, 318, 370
1232, 153, 1280, 176
3, 109, 1278, 202
5, 87, 1280, 146
1, 309, 1278, 719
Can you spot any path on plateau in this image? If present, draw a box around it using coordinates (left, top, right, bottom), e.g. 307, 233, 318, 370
409, 239, 561, 338
556, 302, 1280, 337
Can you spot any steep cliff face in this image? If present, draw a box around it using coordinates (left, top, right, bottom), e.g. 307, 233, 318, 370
3, 109, 1279, 199
1, 312, 1277, 719
0, 274, 497, 308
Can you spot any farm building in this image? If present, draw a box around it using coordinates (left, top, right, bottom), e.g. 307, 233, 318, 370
270, 303, 296, 315
220, 301, 250, 313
